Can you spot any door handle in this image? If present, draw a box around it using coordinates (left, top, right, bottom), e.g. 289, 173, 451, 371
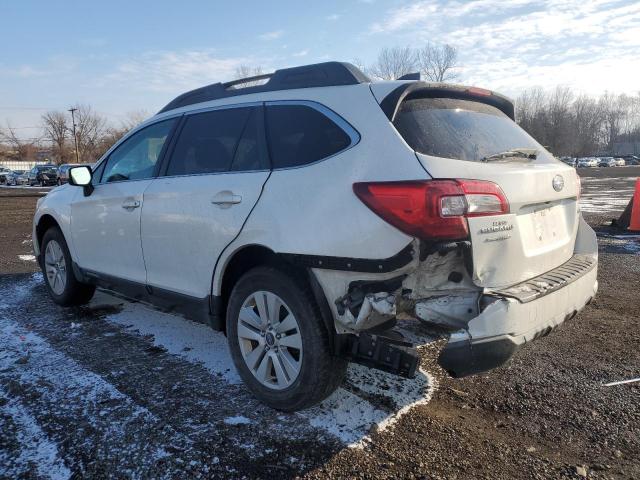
122, 199, 141, 210
211, 191, 242, 207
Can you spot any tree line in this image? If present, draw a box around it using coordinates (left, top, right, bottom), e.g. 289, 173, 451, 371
0, 106, 147, 165
516, 87, 640, 156
1, 43, 639, 163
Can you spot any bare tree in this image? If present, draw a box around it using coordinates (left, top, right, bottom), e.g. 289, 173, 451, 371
369, 46, 417, 80
417, 43, 459, 82
41, 111, 69, 164
0, 122, 40, 161
71, 104, 107, 163
546, 86, 574, 154
572, 95, 604, 156
600, 93, 625, 152
94, 110, 151, 160
232, 65, 266, 88
351, 57, 368, 74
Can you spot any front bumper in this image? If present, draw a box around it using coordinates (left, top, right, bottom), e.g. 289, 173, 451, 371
439, 259, 597, 377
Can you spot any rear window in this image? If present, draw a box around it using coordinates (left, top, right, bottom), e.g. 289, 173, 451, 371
266, 104, 352, 169
393, 98, 541, 162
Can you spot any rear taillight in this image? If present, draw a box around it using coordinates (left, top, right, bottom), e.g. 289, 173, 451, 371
353, 179, 509, 241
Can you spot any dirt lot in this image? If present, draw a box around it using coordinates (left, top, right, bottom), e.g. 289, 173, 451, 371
1, 168, 639, 479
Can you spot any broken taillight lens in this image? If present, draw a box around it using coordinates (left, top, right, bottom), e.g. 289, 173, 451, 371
353, 179, 509, 241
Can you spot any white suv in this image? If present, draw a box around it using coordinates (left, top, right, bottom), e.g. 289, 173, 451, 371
33, 62, 598, 411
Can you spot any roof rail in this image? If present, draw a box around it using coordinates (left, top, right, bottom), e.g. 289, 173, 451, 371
158, 61, 370, 114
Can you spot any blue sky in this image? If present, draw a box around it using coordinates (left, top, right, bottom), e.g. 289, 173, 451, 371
2, 0, 639, 137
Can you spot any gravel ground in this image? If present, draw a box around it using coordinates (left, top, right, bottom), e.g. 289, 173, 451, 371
0, 168, 638, 479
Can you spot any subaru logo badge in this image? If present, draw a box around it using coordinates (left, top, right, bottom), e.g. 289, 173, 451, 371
552, 175, 564, 192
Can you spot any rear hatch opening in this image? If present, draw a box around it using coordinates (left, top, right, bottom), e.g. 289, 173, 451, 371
373, 82, 581, 288
323, 83, 592, 378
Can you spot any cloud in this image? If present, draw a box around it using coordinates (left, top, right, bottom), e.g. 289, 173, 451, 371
326, 14, 341, 21
106, 50, 260, 93
259, 30, 284, 40
292, 49, 309, 57
367, 0, 640, 94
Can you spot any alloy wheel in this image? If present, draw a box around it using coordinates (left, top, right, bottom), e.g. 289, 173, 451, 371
44, 240, 67, 295
236, 291, 303, 390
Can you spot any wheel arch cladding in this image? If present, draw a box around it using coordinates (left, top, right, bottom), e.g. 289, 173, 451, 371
217, 245, 337, 351
36, 214, 61, 255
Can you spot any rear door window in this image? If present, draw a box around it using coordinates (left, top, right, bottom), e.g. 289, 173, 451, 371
167, 107, 261, 176
393, 97, 542, 162
265, 104, 352, 169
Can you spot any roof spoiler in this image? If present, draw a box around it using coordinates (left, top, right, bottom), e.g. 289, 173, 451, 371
379, 82, 515, 121
158, 61, 370, 114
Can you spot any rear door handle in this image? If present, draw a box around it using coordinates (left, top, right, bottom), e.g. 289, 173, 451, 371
122, 199, 141, 210
211, 191, 242, 207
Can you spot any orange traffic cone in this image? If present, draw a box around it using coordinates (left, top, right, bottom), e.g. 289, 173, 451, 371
629, 178, 640, 232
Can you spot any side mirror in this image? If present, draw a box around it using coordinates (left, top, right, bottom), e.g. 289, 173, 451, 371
69, 166, 94, 196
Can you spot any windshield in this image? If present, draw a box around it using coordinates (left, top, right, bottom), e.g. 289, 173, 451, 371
393, 97, 543, 162
39, 167, 57, 173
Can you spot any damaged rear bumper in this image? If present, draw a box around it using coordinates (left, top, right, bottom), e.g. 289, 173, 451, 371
439, 255, 598, 377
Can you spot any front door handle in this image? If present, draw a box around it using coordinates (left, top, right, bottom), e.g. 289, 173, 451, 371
211, 191, 242, 208
122, 199, 141, 210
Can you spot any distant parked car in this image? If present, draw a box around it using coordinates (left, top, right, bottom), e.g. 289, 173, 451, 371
57, 163, 93, 185
614, 157, 626, 166
0, 167, 12, 184
559, 156, 576, 167
623, 155, 640, 165
577, 157, 598, 168
27, 164, 59, 186
6, 169, 27, 185
598, 157, 616, 167
15, 170, 30, 185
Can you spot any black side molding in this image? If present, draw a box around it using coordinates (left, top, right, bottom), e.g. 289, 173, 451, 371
79, 269, 221, 329
281, 242, 415, 274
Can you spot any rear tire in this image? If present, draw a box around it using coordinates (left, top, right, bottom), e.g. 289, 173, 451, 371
41, 227, 95, 306
227, 266, 347, 411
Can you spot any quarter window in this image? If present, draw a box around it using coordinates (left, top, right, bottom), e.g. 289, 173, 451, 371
102, 119, 175, 183
266, 104, 352, 169
166, 107, 262, 176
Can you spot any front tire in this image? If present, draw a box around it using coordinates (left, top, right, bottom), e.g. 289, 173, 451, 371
227, 266, 347, 411
41, 227, 95, 306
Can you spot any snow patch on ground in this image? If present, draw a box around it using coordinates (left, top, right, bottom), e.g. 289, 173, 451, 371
223, 415, 252, 425
18, 254, 36, 262
0, 273, 40, 309
597, 233, 640, 254
579, 177, 636, 214
93, 292, 436, 447
0, 388, 71, 480
0, 319, 160, 478
95, 291, 242, 384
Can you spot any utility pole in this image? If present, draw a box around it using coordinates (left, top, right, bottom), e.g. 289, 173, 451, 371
68, 107, 80, 163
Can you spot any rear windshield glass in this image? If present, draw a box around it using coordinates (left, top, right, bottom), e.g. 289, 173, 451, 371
393, 97, 541, 161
